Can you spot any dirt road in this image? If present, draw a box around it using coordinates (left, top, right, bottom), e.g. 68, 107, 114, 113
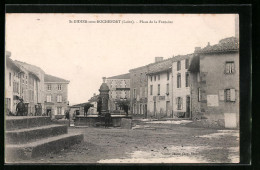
19, 119, 239, 164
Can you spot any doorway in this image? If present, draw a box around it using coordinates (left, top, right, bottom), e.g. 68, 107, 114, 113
166, 101, 170, 117
186, 96, 191, 118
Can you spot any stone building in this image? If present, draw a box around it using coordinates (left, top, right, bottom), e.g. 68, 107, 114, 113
171, 54, 193, 118
14, 60, 45, 115
5, 51, 23, 114
44, 74, 70, 116
106, 73, 130, 113
189, 37, 239, 128
147, 57, 174, 118
129, 65, 149, 118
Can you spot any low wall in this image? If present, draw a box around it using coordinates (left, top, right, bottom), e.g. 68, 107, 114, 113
74, 115, 132, 127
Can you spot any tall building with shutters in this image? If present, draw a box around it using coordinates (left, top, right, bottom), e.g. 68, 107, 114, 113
189, 37, 239, 128
106, 73, 131, 113
44, 74, 70, 116
147, 57, 174, 119
171, 54, 193, 119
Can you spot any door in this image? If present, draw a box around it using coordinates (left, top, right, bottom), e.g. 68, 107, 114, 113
166, 101, 170, 117
154, 102, 156, 117
186, 96, 191, 118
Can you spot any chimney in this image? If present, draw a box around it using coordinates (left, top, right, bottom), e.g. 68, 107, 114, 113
155, 57, 163, 63
194, 47, 201, 52
207, 42, 210, 46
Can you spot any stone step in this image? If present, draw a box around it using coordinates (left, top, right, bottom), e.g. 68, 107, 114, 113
5, 116, 52, 130
5, 133, 84, 162
5, 124, 68, 144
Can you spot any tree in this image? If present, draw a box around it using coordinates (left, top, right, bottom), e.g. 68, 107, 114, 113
84, 103, 94, 116
116, 99, 130, 116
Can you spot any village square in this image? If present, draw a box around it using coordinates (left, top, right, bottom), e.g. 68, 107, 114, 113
5, 14, 240, 164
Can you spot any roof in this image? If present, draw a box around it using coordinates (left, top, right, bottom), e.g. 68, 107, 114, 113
6, 54, 22, 72
88, 95, 99, 102
72, 102, 89, 107
14, 60, 45, 73
107, 73, 130, 79
44, 74, 70, 83
146, 55, 192, 75
195, 37, 239, 54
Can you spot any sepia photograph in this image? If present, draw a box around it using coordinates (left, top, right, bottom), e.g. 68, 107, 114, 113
5, 13, 240, 164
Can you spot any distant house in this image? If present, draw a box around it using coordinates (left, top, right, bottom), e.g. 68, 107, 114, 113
44, 74, 70, 116
106, 73, 130, 113
87, 93, 99, 114
189, 37, 239, 128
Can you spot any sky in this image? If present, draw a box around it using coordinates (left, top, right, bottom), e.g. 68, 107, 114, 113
5, 14, 237, 105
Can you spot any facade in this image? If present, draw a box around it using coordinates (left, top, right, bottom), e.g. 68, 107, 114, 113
171, 54, 193, 118
129, 65, 149, 118
189, 37, 239, 128
106, 73, 130, 113
14, 60, 45, 115
44, 74, 70, 116
147, 57, 174, 118
5, 51, 23, 114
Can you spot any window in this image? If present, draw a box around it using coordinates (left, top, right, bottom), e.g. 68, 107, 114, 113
150, 76, 152, 82
58, 84, 62, 91
47, 95, 52, 102
166, 84, 169, 95
177, 74, 181, 88
185, 59, 189, 69
154, 75, 156, 81
158, 84, 160, 95
158, 74, 160, 80
176, 97, 183, 110
226, 89, 236, 102
57, 107, 62, 115
185, 73, 190, 87
9, 72, 11, 86
198, 88, 201, 102
150, 85, 153, 95
47, 84, 52, 91
57, 95, 62, 103
177, 61, 181, 71
225, 61, 235, 74
133, 89, 136, 98
167, 72, 170, 80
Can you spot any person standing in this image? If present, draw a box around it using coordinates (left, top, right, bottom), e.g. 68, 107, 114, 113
16, 98, 25, 116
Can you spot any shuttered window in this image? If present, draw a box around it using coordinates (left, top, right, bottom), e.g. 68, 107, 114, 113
225, 61, 235, 74
176, 97, 183, 110
226, 89, 236, 102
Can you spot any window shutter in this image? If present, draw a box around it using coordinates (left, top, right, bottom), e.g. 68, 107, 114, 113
230, 89, 236, 101
175, 98, 178, 109
181, 98, 183, 110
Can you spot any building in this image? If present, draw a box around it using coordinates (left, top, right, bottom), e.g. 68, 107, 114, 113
129, 65, 149, 118
87, 93, 99, 114
5, 51, 23, 114
14, 60, 45, 115
147, 57, 174, 118
171, 54, 193, 118
189, 37, 239, 128
44, 74, 70, 116
106, 73, 130, 113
